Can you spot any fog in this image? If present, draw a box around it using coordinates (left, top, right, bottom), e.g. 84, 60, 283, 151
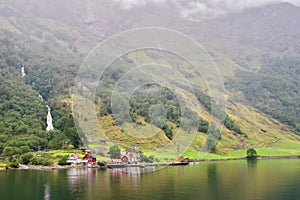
114, 0, 300, 19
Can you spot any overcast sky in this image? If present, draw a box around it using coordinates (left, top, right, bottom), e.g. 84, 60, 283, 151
114, 0, 300, 19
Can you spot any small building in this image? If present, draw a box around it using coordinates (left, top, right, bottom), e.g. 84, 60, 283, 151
67, 153, 82, 166
120, 149, 140, 164
110, 159, 123, 164
83, 153, 97, 163
99, 138, 107, 144
121, 155, 129, 164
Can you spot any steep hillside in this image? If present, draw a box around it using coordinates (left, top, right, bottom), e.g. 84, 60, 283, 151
0, 0, 299, 159
228, 56, 300, 133
0, 23, 83, 156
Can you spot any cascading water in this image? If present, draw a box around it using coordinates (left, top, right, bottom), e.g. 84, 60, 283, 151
39, 95, 53, 131
21, 66, 26, 77
46, 105, 54, 131
20, 64, 53, 131
39, 95, 44, 101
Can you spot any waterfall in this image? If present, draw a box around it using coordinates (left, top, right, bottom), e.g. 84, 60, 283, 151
39, 95, 44, 101
21, 66, 26, 77
46, 105, 54, 131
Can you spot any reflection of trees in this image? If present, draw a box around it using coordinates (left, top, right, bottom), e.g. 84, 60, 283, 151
207, 163, 222, 199
110, 168, 141, 183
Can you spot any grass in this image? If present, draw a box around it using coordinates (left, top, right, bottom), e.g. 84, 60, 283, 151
273, 140, 300, 150
45, 149, 84, 156
183, 140, 300, 160
44, 149, 86, 163
0, 161, 8, 168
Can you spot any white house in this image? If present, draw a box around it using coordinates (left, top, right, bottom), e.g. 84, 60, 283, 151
67, 153, 83, 166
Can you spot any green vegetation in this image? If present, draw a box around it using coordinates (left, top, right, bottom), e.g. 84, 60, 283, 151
246, 148, 258, 159
195, 90, 243, 135
97, 160, 107, 167
0, 31, 83, 160
30, 154, 54, 166
0, 2, 300, 166
140, 153, 155, 163
109, 145, 120, 159
228, 56, 300, 134
57, 156, 69, 166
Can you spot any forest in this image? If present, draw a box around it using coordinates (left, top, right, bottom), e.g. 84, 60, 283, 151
228, 56, 300, 134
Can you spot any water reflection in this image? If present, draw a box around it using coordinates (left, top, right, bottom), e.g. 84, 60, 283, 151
67, 168, 96, 200
1, 160, 300, 200
43, 183, 50, 200
109, 166, 160, 175
247, 159, 258, 175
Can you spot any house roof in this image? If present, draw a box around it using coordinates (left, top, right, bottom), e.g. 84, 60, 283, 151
83, 153, 96, 159
121, 155, 128, 159
70, 153, 81, 159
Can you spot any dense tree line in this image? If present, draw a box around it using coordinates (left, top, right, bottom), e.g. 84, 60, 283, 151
228, 56, 300, 133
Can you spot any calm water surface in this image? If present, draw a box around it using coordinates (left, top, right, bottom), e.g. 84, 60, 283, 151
1, 159, 300, 200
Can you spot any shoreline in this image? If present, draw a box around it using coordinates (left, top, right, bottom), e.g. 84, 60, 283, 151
190, 155, 300, 163
1, 155, 300, 171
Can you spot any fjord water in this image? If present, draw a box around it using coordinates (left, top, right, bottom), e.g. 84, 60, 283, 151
1, 159, 300, 200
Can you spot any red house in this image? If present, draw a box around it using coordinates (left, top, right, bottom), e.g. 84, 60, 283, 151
83, 153, 97, 163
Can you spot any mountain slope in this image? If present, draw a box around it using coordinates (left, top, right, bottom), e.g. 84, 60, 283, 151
0, 0, 299, 159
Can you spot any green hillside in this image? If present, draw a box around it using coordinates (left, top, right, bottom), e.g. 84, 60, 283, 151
0, 0, 300, 165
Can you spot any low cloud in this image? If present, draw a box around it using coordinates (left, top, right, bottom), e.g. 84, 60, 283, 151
114, 0, 166, 10
114, 0, 300, 19
177, 0, 280, 20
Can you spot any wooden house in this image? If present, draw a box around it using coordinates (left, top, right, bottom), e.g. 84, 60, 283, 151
67, 153, 83, 166
83, 153, 97, 163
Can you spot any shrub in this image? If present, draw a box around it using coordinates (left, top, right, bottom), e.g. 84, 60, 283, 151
20, 153, 34, 164
247, 148, 258, 159
97, 161, 107, 167
20, 146, 32, 154
58, 156, 69, 166
9, 161, 19, 168
30, 156, 53, 166
204, 134, 217, 152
